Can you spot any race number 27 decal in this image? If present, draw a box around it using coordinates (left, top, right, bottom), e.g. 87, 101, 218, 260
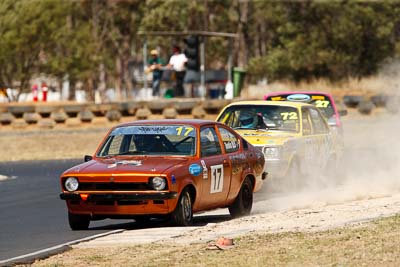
210, 164, 223, 193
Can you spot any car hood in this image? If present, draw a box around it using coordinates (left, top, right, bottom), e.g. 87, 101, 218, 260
62, 157, 190, 176
235, 129, 298, 146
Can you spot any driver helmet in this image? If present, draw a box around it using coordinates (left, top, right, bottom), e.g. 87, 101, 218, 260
239, 110, 257, 128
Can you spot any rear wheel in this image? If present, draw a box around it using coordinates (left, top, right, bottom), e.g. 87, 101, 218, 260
229, 177, 253, 218
171, 189, 193, 226
68, 212, 90, 230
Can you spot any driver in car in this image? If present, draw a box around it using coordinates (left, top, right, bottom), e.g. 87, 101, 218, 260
239, 111, 268, 129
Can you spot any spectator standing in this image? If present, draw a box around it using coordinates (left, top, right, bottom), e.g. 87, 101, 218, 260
168, 46, 187, 97
0, 86, 10, 102
146, 49, 164, 97
41, 82, 48, 102
32, 84, 38, 102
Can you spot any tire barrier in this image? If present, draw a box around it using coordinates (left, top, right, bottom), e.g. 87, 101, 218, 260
191, 104, 207, 119
23, 112, 40, 124
162, 107, 178, 119
370, 94, 388, 108
0, 112, 15, 125
64, 104, 85, 118
135, 106, 152, 120
35, 105, 58, 118
7, 105, 35, 118
12, 118, 28, 129
38, 118, 56, 129
357, 100, 376, 115
79, 110, 94, 123
106, 109, 122, 122
1, 95, 399, 129
343, 95, 363, 108
51, 110, 68, 123
342, 94, 399, 115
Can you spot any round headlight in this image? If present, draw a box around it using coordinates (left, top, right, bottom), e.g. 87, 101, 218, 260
65, 177, 79, 192
150, 177, 166, 191
264, 147, 280, 159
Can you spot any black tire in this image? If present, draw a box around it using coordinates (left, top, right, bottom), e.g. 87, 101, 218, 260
229, 177, 253, 218
343, 95, 362, 108
68, 212, 90, 230
370, 94, 388, 107
357, 100, 375, 115
171, 188, 193, 226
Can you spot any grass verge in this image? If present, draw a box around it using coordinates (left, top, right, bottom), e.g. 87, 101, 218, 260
28, 215, 400, 267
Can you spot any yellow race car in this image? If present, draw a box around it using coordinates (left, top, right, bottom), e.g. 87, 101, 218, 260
216, 101, 339, 184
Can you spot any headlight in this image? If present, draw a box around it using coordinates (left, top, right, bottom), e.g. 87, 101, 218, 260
65, 177, 79, 192
150, 177, 166, 191
263, 147, 280, 159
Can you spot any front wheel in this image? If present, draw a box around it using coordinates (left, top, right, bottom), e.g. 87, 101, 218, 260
229, 177, 253, 218
171, 189, 193, 226
68, 212, 90, 230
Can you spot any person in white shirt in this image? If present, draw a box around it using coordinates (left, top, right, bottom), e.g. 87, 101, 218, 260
168, 46, 187, 97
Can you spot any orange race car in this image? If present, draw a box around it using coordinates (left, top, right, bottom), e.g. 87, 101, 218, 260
60, 119, 266, 230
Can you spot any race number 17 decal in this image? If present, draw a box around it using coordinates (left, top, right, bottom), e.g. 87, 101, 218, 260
210, 164, 223, 193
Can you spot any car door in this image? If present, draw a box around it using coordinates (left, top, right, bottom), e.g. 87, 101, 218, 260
300, 107, 315, 174
199, 126, 231, 209
308, 107, 331, 171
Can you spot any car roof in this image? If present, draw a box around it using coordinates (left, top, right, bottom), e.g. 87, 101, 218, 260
114, 119, 220, 129
264, 91, 333, 99
224, 100, 314, 109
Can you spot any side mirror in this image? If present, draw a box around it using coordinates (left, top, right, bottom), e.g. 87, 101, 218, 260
339, 110, 348, 116
84, 155, 93, 162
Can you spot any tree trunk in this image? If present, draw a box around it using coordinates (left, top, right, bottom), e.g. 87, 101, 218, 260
237, 0, 249, 68
68, 80, 76, 101
260, 20, 266, 57
115, 56, 122, 101
98, 62, 106, 102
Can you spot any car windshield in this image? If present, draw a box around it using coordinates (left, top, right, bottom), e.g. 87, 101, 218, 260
266, 94, 335, 120
218, 105, 300, 132
97, 125, 196, 157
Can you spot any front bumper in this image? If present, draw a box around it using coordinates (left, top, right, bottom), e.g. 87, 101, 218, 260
60, 191, 178, 201
265, 159, 289, 179
60, 191, 178, 216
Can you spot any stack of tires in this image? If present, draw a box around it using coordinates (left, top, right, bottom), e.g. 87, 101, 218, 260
343, 94, 399, 115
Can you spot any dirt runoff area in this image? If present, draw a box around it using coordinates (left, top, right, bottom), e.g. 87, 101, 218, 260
28, 196, 400, 266
11, 109, 400, 266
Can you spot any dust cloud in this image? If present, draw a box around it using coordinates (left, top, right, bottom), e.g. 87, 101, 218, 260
254, 111, 400, 214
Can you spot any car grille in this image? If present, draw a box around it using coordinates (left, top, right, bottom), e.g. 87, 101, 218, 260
78, 182, 152, 191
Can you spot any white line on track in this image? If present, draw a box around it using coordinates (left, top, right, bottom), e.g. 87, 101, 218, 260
0, 229, 124, 266
0, 175, 16, 182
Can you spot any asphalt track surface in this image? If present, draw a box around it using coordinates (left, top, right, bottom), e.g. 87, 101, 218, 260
0, 159, 137, 262
0, 159, 266, 263
0, 159, 254, 263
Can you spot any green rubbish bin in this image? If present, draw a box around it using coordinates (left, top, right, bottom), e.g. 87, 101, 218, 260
233, 67, 246, 97
164, 88, 174, 98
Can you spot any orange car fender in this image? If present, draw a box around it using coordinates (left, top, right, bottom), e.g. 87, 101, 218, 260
168, 174, 199, 211
226, 168, 255, 204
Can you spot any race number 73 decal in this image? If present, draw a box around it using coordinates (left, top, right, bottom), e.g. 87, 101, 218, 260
210, 164, 223, 193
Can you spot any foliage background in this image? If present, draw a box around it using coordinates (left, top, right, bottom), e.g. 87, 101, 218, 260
1, 0, 400, 99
